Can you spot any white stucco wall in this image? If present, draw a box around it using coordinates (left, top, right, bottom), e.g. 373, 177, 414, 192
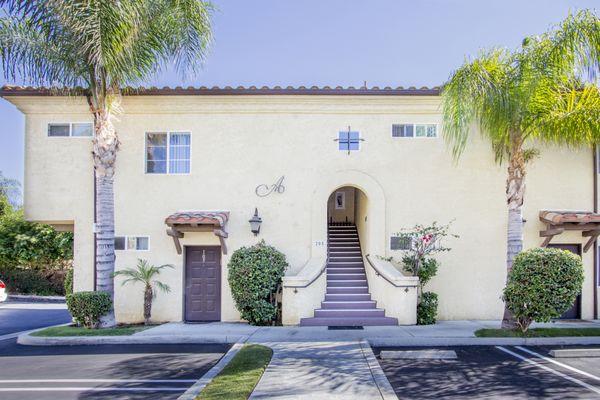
7, 94, 596, 323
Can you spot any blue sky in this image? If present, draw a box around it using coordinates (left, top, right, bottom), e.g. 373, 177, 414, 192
0, 0, 596, 185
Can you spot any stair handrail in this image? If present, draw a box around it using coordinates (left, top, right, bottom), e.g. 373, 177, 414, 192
282, 258, 327, 289
365, 254, 419, 287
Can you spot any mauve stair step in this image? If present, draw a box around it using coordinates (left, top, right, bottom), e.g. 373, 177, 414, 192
327, 274, 366, 281
325, 293, 372, 301
314, 308, 385, 318
329, 255, 363, 259
328, 264, 364, 269
327, 268, 365, 274
327, 287, 369, 294
329, 244, 361, 248
321, 301, 377, 309
300, 317, 398, 327
325, 294, 372, 301
327, 280, 368, 287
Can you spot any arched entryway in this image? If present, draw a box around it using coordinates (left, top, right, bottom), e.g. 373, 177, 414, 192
309, 171, 386, 259
300, 183, 397, 326
327, 186, 370, 253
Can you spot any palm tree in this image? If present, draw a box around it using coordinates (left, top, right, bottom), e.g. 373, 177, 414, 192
113, 259, 173, 325
442, 10, 600, 329
0, 0, 212, 326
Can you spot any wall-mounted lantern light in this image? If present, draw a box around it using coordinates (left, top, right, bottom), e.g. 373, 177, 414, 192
249, 208, 262, 236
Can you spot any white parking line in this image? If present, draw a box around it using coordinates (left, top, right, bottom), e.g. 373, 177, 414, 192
515, 346, 600, 383
496, 346, 600, 396
0, 387, 189, 392
0, 379, 197, 383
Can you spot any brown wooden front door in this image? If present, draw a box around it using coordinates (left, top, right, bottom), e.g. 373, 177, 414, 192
185, 246, 221, 322
548, 243, 582, 319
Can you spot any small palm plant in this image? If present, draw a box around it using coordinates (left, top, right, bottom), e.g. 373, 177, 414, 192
113, 259, 173, 325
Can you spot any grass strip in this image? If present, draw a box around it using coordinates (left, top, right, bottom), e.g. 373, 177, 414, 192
197, 344, 273, 400
31, 325, 150, 337
475, 327, 600, 338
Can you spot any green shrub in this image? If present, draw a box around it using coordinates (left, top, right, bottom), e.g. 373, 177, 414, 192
503, 247, 584, 332
402, 255, 438, 287
0, 211, 73, 270
0, 266, 65, 295
66, 291, 112, 329
64, 269, 73, 296
228, 241, 288, 326
417, 292, 438, 325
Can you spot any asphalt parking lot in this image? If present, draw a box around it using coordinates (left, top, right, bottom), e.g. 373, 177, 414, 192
0, 339, 229, 400
0, 301, 71, 337
375, 345, 600, 399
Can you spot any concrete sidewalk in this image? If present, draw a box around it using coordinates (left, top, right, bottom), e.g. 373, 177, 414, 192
249, 341, 394, 400
135, 319, 600, 346
19, 319, 600, 346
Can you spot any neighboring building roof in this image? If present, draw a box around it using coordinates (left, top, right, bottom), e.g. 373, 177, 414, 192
0, 85, 441, 97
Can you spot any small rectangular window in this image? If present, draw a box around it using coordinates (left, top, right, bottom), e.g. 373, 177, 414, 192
392, 124, 414, 137
48, 124, 70, 137
71, 123, 93, 137
136, 237, 149, 251
114, 236, 126, 250
48, 123, 93, 137
115, 235, 149, 251
392, 124, 436, 138
146, 132, 190, 174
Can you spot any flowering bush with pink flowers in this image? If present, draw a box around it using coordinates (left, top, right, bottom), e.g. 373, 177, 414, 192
386, 221, 457, 325
395, 221, 457, 279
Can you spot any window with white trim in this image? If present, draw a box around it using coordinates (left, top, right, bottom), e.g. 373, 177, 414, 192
48, 123, 93, 137
114, 236, 149, 251
392, 124, 437, 138
146, 132, 191, 174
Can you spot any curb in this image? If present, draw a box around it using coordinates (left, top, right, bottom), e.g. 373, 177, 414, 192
17, 331, 248, 346
8, 294, 65, 303
178, 339, 247, 400
359, 339, 398, 400
368, 336, 600, 347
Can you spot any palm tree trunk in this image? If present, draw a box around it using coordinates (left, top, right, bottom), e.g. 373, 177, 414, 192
144, 285, 153, 325
501, 136, 526, 329
92, 106, 119, 328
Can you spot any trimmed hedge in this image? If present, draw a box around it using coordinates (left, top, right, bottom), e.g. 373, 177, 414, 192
0, 266, 65, 295
417, 291, 438, 325
503, 247, 584, 332
64, 268, 73, 296
228, 241, 288, 326
66, 291, 112, 329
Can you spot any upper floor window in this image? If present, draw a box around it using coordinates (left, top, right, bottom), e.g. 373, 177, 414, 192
48, 123, 93, 137
337, 130, 362, 152
146, 132, 191, 174
392, 124, 437, 138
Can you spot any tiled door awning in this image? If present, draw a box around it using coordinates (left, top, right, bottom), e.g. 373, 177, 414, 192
539, 210, 600, 251
165, 211, 230, 255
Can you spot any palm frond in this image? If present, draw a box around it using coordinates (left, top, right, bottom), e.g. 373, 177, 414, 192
154, 280, 171, 294
442, 48, 516, 161
0, 16, 83, 85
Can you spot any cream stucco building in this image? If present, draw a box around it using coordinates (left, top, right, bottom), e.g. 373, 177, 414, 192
1, 85, 598, 325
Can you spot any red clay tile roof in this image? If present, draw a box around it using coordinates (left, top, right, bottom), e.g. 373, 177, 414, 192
539, 210, 600, 225
0, 85, 440, 96
165, 211, 229, 226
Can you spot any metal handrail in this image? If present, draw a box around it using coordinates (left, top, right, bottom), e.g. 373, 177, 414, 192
365, 254, 416, 287
282, 260, 327, 289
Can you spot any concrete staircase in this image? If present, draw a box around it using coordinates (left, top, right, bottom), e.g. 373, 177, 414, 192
300, 223, 398, 326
